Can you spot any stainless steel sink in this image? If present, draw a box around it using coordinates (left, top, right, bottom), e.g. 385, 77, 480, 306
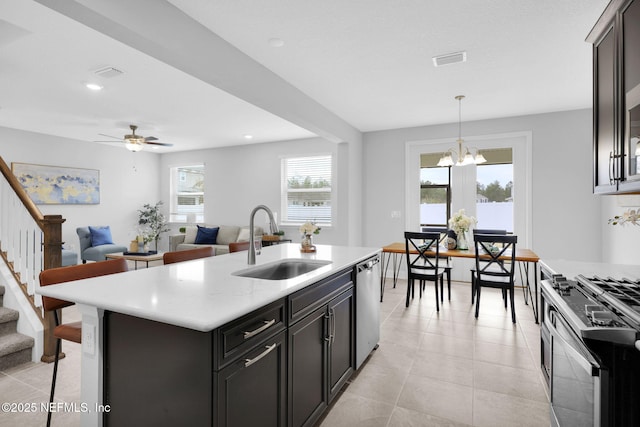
233, 259, 332, 280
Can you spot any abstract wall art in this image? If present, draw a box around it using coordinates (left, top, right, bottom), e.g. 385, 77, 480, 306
11, 162, 100, 205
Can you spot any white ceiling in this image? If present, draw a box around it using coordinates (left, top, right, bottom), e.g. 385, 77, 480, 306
0, 0, 609, 153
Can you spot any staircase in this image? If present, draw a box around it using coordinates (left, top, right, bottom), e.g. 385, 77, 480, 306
0, 284, 34, 370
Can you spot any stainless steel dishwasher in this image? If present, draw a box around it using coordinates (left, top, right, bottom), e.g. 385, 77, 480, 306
355, 254, 381, 369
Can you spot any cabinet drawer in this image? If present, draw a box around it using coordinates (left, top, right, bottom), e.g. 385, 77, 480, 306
215, 298, 286, 369
289, 268, 353, 324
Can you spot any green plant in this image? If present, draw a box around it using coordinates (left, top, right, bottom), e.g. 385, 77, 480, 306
179, 227, 186, 233
138, 201, 170, 251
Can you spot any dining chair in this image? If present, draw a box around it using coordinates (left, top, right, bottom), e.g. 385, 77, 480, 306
404, 231, 446, 311
470, 229, 507, 303
229, 241, 251, 253
472, 233, 518, 323
420, 227, 452, 302
162, 246, 215, 264
39, 258, 129, 427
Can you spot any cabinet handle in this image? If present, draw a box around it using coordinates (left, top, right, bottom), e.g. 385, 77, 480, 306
243, 319, 276, 339
244, 343, 277, 368
331, 308, 336, 344
329, 308, 336, 345
609, 151, 614, 184
324, 313, 331, 342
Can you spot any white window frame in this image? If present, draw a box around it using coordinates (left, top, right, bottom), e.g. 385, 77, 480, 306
406, 131, 532, 281
280, 154, 333, 226
169, 164, 205, 223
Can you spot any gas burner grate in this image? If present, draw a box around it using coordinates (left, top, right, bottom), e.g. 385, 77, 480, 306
590, 277, 640, 307
583, 276, 640, 328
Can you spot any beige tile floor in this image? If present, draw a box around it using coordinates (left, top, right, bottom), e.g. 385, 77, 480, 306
0, 279, 549, 427
319, 279, 550, 427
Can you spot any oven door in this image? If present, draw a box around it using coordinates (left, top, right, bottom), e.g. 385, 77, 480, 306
549, 309, 605, 427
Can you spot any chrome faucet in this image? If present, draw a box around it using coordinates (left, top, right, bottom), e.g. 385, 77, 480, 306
248, 205, 279, 265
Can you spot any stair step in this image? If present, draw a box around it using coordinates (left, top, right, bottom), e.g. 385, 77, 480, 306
0, 307, 19, 337
0, 333, 34, 370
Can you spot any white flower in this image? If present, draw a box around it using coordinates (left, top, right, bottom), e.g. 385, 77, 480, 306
448, 209, 477, 235
609, 209, 640, 226
299, 221, 321, 235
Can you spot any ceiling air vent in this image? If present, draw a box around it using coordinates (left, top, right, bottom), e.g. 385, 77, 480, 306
93, 66, 124, 79
432, 51, 467, 67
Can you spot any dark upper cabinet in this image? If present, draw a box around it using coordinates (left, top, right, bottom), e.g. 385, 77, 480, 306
593, 25, 618, 192
589, 0, 640, 194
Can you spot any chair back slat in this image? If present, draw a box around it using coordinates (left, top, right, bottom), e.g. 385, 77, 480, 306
405, 231, 440, 273
472, 229, 507, 235
163, 247, 215, 264
473, 234, 517, 281
229, 241, 250, 253
39, 258, 129, 312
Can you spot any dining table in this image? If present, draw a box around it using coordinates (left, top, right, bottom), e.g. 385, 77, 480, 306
380, 241, 541, 323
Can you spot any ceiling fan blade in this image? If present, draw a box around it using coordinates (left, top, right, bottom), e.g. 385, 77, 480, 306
144, 136, 158, 142
93, 140, 123, 143
98, 133, 121, 140
145, 141, 173, 147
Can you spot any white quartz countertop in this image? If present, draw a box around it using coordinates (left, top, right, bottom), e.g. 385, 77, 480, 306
540, 259, 640, 281
37, 244, 380, 332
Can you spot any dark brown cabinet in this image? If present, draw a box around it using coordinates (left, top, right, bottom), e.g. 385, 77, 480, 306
288, 268, 355, 427
588, 0, 640, 194
214, 299, 287, 427
327, 289, 355, 401
103, 266, 358, 427
104, 299, 287, 427
216, 331, 287, 427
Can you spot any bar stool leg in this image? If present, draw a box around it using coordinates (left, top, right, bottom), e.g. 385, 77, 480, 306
47, 338, 61, 427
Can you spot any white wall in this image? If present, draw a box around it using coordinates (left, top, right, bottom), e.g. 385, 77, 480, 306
2, 108, 629, 265
601, 194, 640, 264
0, 126, 161, 256
159, 137, 352, 247
363, 109, 602, 263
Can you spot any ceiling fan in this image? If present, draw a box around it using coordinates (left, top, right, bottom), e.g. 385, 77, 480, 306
95, 124, 173, 151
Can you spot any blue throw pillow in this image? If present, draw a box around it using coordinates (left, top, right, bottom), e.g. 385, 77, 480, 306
194, 226, 219, 244
88, 226, 114, 247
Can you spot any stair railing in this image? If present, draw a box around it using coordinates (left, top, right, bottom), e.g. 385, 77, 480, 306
0, 156, 64, 362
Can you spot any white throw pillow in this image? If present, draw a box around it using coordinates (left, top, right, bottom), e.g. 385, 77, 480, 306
184, 226, 198, 244
237, 227, 251, 242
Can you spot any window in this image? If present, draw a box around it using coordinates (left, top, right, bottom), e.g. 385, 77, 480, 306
420, 155, 451, 227
281, 155, 332, 225
169, 164, 204, 223
475, 148, 513, 232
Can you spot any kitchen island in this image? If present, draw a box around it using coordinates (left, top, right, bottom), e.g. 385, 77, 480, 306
38, 243, 381, 427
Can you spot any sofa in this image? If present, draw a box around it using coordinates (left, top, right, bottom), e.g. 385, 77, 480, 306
169, 225, 263, 255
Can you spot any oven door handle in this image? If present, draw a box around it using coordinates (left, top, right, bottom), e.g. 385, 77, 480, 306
549, 310, 601, 375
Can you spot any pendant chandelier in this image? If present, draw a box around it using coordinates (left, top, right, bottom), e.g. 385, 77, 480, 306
437, 95, 486, 167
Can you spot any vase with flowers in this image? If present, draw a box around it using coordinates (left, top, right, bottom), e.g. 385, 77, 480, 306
299, 221, 321, 252
448, 209, 476, 250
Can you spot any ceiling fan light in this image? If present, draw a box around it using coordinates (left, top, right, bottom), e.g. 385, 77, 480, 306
125, 140, 143, 152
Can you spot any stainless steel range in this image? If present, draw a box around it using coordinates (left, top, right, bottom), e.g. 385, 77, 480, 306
540, 272, 640, 427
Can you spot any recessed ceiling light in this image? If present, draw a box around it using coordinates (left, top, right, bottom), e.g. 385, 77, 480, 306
268, 38, 284, 48
85, 83, 103, 91
244, 134, 253, 140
